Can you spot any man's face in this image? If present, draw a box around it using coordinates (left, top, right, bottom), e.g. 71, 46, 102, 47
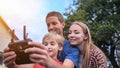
46, 16, 65, 35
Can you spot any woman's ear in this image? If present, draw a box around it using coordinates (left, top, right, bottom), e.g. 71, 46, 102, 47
84, 34, 88, 40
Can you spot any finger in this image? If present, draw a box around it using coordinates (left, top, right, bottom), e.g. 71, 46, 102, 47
4, 59, 15, 67
30, 53, 45, 60
28, 42, 46, 49
5, 61, 16, 67
30, 58, 44, 65
3, 53, 16, 62
29, 53, 46, 64
25, 47, 47, 55
4, 47, 10, 52
3, 51, 15, 58
3, 54, 16, 66
30, 58, 45, 66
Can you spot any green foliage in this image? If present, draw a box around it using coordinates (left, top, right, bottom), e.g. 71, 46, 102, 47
64, 0, 120, 67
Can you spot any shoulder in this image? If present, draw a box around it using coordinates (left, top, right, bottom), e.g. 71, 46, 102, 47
63, 40, 79, 53
89, 45, 107, 68
60, 40, 79, 68
90, 45, 106, 59
63, 40, 70, 46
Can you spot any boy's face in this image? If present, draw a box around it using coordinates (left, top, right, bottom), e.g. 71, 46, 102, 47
43, 37, 62, 59
46, 16, 65, 36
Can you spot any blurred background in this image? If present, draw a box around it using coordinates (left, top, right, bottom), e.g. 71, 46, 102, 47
0, 0, 120, 68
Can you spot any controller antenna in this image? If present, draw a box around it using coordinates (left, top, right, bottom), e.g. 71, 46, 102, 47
23, 25, 28, 40
11, 29, 15, 43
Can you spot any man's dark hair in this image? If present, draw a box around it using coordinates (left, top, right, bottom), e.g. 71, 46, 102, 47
46, 11, 65, 23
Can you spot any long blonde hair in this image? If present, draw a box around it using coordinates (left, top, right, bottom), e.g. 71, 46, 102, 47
71, 21, 94, 68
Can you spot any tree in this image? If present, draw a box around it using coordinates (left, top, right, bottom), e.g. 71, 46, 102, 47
64, 0, 120, 67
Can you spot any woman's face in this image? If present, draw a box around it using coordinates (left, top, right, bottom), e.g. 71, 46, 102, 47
68, 24, 87, 46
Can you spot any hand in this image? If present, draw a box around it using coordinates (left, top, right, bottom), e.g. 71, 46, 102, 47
25, 42, 50, 66
3, 47, 17, 68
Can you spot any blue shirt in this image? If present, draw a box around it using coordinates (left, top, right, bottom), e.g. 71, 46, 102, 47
58, 40, 79, 68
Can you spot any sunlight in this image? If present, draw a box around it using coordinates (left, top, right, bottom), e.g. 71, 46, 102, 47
0, 0, 44, 18
0, 0, 20, 16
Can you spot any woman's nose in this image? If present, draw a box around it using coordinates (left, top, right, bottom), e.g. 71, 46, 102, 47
68, 32, 75, 38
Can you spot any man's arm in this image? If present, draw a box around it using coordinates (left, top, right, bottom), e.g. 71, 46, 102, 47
58, 40, 80, 68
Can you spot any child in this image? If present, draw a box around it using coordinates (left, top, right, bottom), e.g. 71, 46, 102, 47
34, 32, 64, 68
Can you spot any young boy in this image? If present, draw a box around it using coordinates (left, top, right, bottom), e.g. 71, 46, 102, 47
34, 32, 64, 68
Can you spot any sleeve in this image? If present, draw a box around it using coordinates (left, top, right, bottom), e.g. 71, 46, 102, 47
65, 45, 80, 68
58, 40, 80, 68
89, 47, 107, 68
34, 63, 44, 68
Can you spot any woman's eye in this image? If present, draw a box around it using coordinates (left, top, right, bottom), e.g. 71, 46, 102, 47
68, 31, 71, 34
75, 32, 80, 34
74, 30, 80, 34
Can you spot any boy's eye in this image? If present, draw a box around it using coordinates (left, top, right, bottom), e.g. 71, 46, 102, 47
51, 42, 55, 45
43, 42, 48, 46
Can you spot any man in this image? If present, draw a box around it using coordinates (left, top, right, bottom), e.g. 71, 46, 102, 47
3, 11, 79, 68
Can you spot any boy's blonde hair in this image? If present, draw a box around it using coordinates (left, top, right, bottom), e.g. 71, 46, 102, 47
42, 32, 64, 48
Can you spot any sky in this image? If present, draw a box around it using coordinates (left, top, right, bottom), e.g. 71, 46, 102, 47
0, 0, 73, 42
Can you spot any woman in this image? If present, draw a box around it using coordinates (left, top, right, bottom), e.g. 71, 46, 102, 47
68, 21, 107, 68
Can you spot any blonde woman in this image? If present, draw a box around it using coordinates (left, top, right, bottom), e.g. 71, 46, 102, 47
68, 21, 107, 68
